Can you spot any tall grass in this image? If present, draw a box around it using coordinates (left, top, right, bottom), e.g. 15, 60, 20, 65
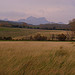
0, 42, 75, 75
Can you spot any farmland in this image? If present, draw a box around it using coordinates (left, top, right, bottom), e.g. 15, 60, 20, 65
0, 27, 75, 75
0, 41, 75, 75
0, 27, 67, 39
0, 0, 75, 75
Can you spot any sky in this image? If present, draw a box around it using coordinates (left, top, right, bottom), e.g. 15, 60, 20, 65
0, 0, 75, 23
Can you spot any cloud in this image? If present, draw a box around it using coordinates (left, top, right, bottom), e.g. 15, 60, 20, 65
0, 12, 28, 20
0, 0, 75, 23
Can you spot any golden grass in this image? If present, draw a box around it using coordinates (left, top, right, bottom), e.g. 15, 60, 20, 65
0, 41, 75, 75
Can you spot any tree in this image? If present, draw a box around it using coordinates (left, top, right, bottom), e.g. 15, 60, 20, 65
51, 34, 55, 40
3, 37, 12, 40
69, 19, 75, 32
29, 36, 33, 40
69, 19, 75, 40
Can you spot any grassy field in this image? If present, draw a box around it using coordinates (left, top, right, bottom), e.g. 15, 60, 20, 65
0, 41, 75, 75
0, 27, 67, 39
0, 27, 41, 38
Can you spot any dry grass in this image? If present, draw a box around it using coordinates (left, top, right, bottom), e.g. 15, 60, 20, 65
0, 41, 75, 75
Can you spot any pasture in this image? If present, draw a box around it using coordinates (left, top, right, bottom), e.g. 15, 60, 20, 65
0, 41, 75, 75
0, 27, 67, 39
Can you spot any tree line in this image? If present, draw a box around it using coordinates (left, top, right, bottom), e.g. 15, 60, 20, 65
0, 33, 74, 41
0, 19, 75, 41
0, 20, 69, 30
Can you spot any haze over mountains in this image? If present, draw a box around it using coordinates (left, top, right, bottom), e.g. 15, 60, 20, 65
18, 16, 64, 25
1, 16, 65, 25
18, 16, 50, 25
0, 17, 69, 30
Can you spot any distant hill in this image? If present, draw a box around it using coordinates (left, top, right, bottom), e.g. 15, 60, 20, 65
18, 16, 65, 25
0, 20, 29, 28
58, 22, 64, 24
18, 16, 50, 25
37, 23, 69, 30
3, 18, 9, 21
0, 20, 70, 30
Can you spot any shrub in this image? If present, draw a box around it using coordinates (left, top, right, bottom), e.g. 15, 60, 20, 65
34, 34, 47, 41
29, 36, 33, 41
0, 37, 3, 40
3, 37, 12, 40
57, 34, 66, 41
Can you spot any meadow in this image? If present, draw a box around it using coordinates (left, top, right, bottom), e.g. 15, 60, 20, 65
0, 27, 67, 39
0, 41, 75, 75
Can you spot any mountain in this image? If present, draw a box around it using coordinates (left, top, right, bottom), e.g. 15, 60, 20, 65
0, 20, 28, 27
18, 16, 50, 25
37, 23, 69, 30
3, 18, 9, 21
18, 19, 26, 22
0, 20, 69, 30
58, 22, 64, 24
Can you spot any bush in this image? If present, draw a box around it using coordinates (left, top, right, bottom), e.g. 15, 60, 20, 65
34, 34, 47, 41
0, 37, 3, 40
3, 37, 12, 40
29, 36, 33, 41
57, 34, 66, 41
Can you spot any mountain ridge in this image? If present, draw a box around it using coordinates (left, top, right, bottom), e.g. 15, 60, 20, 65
18, 16, 64, 25
18, 16, 50, 25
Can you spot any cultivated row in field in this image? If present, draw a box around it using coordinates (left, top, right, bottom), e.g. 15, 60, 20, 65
0, 27, 67, 39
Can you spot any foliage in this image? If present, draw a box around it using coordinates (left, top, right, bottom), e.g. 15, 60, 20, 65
0, 27, 75, 41
0, 37, 12, 40
34, 34, 47, 41
4, 37, 12, 40
0, 20, 69, 30
57, 34, 66, 41
69, 19, 75, 32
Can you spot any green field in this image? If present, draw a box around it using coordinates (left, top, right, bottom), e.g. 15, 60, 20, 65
0, 27, 66, 39
0, 27, 40, 38
0, 41, 75, 75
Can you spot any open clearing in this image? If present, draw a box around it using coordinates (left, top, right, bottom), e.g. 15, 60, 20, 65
0, 41, 75, 75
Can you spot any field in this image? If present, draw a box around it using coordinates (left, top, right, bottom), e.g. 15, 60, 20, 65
0, 27, 67, 39
0, 41, 75, 75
